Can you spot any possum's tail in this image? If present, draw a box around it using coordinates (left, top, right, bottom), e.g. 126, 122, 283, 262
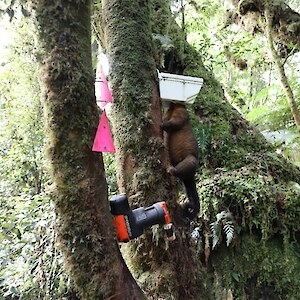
182, 178, 200, 220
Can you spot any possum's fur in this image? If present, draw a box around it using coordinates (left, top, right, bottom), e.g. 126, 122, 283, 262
162, 102, 200, 220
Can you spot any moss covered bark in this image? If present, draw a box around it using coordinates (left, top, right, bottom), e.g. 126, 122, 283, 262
31, 1, 145, 299
102, 0, 300, 299
151, 1, 300, 299
102, 1, 206, 299
102, 0, 166, 201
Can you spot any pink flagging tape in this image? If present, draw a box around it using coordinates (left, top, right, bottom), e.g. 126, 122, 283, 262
98, 65, 113, 109
92, 110, 116, 153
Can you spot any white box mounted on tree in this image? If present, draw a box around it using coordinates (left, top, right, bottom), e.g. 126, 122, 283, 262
158, 72, 204, 104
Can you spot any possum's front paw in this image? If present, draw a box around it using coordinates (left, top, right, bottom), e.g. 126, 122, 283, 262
167, 166, 176, 175
161, 122, 172, 132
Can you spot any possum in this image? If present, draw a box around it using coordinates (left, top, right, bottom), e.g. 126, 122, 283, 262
162, 102, 200, 220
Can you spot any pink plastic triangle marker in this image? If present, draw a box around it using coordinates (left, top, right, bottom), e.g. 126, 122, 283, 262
92, 110, 115, 153
99, 65, 113, 109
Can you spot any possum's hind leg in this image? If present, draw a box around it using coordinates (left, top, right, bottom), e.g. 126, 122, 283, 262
182, 178, 200, 220
168, 155, 198, 180
167, 155, 200, 220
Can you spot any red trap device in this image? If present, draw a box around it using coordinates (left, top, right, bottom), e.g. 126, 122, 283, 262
110, 194, 175, 243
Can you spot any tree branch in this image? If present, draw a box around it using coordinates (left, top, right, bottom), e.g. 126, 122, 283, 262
264, 1, 300, 136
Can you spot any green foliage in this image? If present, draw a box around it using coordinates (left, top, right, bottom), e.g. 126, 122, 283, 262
184, 0, 300, 166
103, 153, 118, 196
0, 19, 78, 299
196, 161, 300, 298
0, 193, 77, 299
246, 85, 297, 131
193, 122, 212, 153
246, 84, 300, 166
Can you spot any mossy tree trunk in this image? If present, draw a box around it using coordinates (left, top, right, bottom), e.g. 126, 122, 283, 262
102, 0, 166, 198
31, 1, 145, 299
102, 0, 204, 299
152, 1, 300, 298
101, 0, 300, 299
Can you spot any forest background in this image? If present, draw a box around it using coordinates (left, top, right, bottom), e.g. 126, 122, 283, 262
0, 0, 300, 299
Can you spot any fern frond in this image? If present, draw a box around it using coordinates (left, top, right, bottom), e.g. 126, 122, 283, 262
196, 125, 212, 152
223, 221, 234, 246
210, 221, 221, 250
210, 211, 235, 250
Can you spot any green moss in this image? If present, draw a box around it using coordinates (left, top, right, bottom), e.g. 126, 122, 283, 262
209, 234, 300, 299
150, 0, 172, 35
195, 157, 300, 298
184, 48, 300, 295
103, 0, 171, 205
